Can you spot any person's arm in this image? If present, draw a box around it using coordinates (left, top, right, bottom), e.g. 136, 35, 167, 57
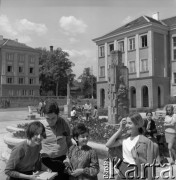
83, 149, 99, 176
106, 118, 126, 148
64, 120, 73, 149
5, 146, 38, 180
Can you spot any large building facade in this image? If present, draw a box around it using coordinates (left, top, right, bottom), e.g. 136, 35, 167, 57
0, 36, 40, 97
93, 14, 176, 110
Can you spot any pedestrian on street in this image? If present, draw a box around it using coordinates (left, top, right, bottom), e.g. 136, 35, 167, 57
164, 104, 176, 165
84, 100, 92, 121
5, 121, 50, 180
41, 99, 72, 180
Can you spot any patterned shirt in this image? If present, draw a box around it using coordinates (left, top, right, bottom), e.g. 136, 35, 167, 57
68, 144, 99, 180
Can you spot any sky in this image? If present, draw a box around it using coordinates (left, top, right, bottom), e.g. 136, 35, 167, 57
0, 0, 176, 78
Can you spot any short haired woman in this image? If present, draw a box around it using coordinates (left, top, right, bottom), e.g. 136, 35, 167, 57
5, 121, 50, 180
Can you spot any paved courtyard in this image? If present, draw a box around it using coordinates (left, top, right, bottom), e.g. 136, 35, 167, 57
0, 108, 176, 180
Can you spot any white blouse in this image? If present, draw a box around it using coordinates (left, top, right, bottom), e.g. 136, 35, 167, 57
122, 135, 139, 164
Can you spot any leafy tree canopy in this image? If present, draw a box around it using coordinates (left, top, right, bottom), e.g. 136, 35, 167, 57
37, 47, 75, 96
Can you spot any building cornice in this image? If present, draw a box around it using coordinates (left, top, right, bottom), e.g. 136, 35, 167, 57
93, 22, 168, 43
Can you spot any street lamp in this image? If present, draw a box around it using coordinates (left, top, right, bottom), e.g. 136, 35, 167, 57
65, 69, 72, 105
64, 69, 72, 117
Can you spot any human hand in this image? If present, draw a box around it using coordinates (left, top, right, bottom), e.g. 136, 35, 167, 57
119, 118, 127, 130
29, 173, 39, 180
71, 168, 83, 177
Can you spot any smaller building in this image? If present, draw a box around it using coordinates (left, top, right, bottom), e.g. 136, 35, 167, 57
0, 35, 40, 97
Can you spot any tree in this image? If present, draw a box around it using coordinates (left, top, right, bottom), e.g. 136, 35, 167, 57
38, 47, 75, 96
78, 67, 97, 98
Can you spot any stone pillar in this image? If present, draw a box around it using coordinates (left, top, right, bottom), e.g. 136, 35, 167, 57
108, 50, 129, 124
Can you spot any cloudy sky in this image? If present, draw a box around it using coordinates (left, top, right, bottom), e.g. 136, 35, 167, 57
0, 0, 176, 78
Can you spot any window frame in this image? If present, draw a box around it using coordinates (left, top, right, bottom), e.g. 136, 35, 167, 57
108, 43, 114, 55
99, 66, 105, 77
140, 34, 148, 48
6, 77, 13, 84
128, 37, 135, 51
129, 61, 136, 73
118, 41, 124, 52
99, 45, 105, 57
19, 77, 25, 84
140, 59, 148, 72
173, 37, 176, 47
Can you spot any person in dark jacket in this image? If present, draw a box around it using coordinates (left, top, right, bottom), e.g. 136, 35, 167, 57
143, 111, 157, 142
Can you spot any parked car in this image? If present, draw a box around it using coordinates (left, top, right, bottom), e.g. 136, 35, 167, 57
155, 104, 176, 118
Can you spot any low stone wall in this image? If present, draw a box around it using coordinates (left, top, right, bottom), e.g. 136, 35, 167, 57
0, 96, 97, 109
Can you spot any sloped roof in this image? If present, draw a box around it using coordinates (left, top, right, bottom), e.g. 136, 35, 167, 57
93, 15, 166, 42
0, 38, 36, 50
162, 16, 176, 27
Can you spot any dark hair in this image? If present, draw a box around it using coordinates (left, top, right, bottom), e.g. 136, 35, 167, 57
146, 111, 153, 116
72, 123, 89, 142
94, 105, 97, 109
43, 99, 59, 115
26, 121, 46, 139
72, 107, 76, 111
166, 105, 174, 115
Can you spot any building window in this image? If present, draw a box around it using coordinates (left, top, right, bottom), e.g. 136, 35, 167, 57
128, 37, 135, 51
140, 34, 147, 48
174, 73, 176, 83
29, 90, 34, 96
118, 41, 124, 52
19, 66, 24, 73
174, 49, 176, 60
8, 90, 13, 96
7, 77, 13, 84
17, 90, 21, 96
140, 59, 148, 72
18, 54, 25, 62
7, 65, 13, 73
99, 46, 105, 57
100, 66, 105, 77
129, 61, 136, 73
29, 67, 34, 74
19, 78, 24, 84
29, 78, 34, 84
108, 43, 114, 55
173, 37, 176, 47
6, 53, 14, 61
22, 90, 27, 96
29, 55, 35, 63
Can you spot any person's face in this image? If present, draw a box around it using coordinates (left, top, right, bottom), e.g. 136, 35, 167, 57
76, 132, 89, 147
147, 113, 152, 121
31, 127, 44, 145
126, 117, 139, 135
45, 113, 58, 127
166, 107, 172, 115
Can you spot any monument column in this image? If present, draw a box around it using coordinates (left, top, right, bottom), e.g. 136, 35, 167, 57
108, 50, 129, 124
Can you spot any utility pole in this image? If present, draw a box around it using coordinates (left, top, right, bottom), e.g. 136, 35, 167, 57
91, 66, 94, 99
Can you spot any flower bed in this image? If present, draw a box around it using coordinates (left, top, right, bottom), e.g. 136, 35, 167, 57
13, 117, 166, 144
12, 116, 171, 157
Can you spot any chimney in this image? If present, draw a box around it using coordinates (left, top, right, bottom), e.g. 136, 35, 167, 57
0, 35, 3, 40
152, 12, 159, 21
50, 46, 53, 52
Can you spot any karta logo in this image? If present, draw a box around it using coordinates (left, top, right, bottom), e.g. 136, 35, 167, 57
103, 158, 175, 179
